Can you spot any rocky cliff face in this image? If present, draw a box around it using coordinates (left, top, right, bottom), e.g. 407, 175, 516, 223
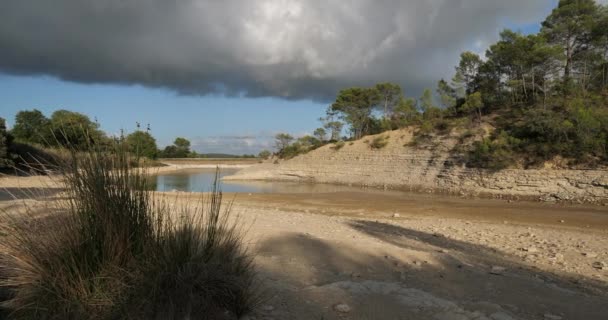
225, 129, 608, 203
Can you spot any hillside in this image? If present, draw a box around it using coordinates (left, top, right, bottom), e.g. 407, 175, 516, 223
225, 128, 608, 203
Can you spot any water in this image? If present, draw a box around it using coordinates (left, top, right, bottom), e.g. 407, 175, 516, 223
153, 168, 377, 194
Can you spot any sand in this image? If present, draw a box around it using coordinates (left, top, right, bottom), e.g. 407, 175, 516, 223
1, 175, 608, 319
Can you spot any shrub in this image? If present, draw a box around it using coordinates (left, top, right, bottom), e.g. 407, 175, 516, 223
467, 131, 520, 170
278, 143, 303, 159
330, 141, 345, 151
369, 135, 389, 149
0, 139, 259, 319
258, 150, 271, 160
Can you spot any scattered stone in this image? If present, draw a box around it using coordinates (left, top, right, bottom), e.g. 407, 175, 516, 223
413, 261, 422, 266
439, 249, 449, 254
559, 220, 565, 223
333, 303, 351, 313
592, 261, 607, 270
393, 213, 400, 218
523, 247, 539, 253
544, 313, 563, 320
582, 252, 598, 258
262, 305, 274, 312
490, 266, 507, 275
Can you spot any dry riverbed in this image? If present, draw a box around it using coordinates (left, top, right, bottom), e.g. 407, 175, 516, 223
1, 174, 608, 319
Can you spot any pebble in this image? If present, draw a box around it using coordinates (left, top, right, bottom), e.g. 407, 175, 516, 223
544, 313, 563, 320
392, 213, 400, 218
582, 252, 598, 258
523, 247, 539, 253
592, 261, 607, 270
490, 266, 506, 275
262, 305, 274, 312
333, 303, 351, 313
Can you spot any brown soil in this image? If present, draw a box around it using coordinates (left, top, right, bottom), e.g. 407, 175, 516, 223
1, 176, 607, 319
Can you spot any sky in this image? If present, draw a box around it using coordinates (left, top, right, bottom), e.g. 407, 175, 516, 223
1, 0, 604, 154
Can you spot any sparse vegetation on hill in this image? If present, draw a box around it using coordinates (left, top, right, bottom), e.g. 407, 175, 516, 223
292, 0, 608, 169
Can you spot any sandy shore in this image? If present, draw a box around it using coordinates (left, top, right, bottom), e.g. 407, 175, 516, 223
1, 174, 608, 319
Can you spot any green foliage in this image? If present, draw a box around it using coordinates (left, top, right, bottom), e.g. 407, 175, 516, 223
50, 110, 107, 149
126, 130, 158, 159
392, 97, 420, 127
160, 137, 192, 158
173, 137, 191, 149
541, 0, 600, 87
330, 87, 381, 139
0, 145, 259, 319
437, 79, 457, 110
453, 51, 482, 95
467, 131, 521, 170
274, 133, 294, 152
330, 140, 345, 151
0, 117, 12, 169
11, 109, 51, 145
313, 127, 327, 141
461, 92, 484, 122
258, 150, 271, 160
369, 135, 389, 149
375, 82, 402, 119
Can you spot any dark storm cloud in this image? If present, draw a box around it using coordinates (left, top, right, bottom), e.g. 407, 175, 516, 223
0, 0, 553, 101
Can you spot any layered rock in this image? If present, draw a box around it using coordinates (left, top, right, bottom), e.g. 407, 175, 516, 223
225, 129, 608, 203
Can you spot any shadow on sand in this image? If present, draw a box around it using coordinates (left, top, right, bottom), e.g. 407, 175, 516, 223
251, 220, 608, 320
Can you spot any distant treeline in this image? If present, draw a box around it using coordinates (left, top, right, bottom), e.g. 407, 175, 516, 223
0, 109, 259, 171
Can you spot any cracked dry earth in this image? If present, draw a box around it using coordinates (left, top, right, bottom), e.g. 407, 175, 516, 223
227, 195, 608, 320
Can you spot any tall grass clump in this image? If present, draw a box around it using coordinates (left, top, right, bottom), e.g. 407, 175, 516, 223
0, 136, 259, 319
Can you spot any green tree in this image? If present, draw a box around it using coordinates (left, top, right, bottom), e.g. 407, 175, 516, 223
420, 88, 441, 120
258, 150, 271, 160
452, 51, 482, 95
461, 92, 484, 123
313, 128, 327, 142
11, 109, 51, 145
274, 133, 294, 151
174, 137, 191, 150
541, 0, 600, 89
50, 110, 105, 148
375, 82, 402, 119
437, 79, 457, 111
0, 117, 13, 169
330, 87, 380, 139
126, 131, 158, 159
393, 97, 420, 127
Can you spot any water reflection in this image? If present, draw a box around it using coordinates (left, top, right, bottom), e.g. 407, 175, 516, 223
154, 168, 379, 194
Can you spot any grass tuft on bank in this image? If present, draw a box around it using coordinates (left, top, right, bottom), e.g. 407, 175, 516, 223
0, 139, 259, 319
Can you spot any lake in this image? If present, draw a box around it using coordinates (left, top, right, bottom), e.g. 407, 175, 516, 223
153, 168, 383, 194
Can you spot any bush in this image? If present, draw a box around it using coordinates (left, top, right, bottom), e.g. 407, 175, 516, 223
0, 141, 259, 319
278, 143, 303, 159
467, 131, 520, 170
330, 141, 345, 151
369, 135, 389, 149
258, 150, 271, 160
